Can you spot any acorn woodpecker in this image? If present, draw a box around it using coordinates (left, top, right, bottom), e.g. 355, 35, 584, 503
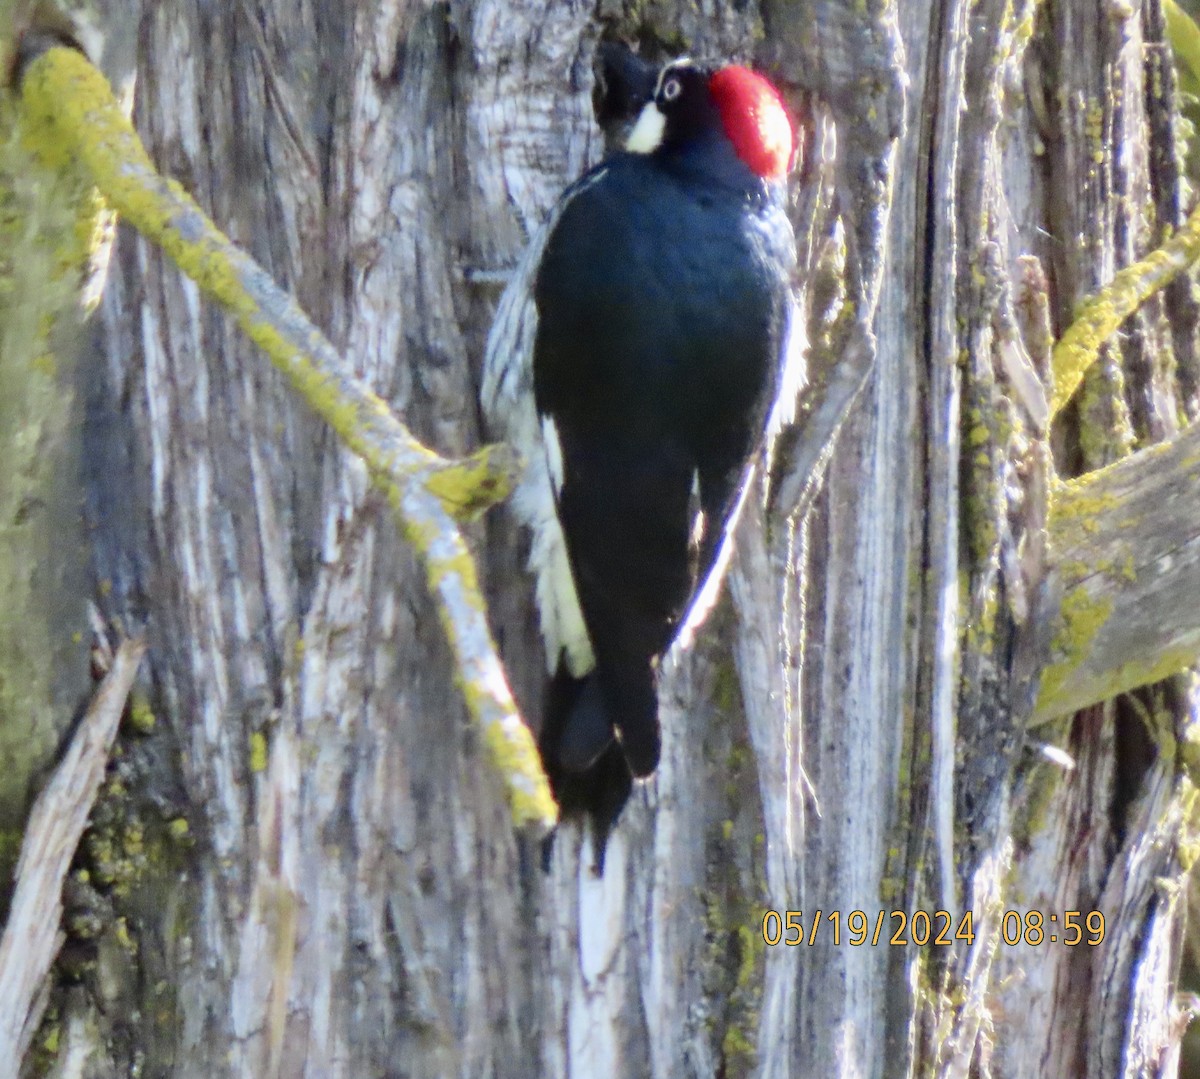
482, 53, 801, 866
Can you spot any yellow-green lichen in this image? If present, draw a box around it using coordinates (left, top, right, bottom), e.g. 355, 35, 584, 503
423, 443, 518, 520
126, 692, 156, 734
1076, 355, 1135, 466
0, 75, 101, 873
963, 585, 999, 655
966, 415, 991, 448
13, 79, 112, 301
1047, 481, 1120, 534
1050, 194, 1200, 419
1084, 101, 1106, 166
722, 1021, 756, 1066
113, 915, 136, 955
479, 707, 557, 830
77, 758, 174, 903
1174, 779, 1200, 873
1097, 645, 1200, 719
1167, 0, 1200, 98
249, 730, 269, 774
701, 884, 763, 1077
1033, 587, 1114, 718
1179, 695, 1200, 783
422, 544, 483, 603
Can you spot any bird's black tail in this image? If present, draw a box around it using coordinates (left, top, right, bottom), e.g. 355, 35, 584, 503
540, 663, 659, 871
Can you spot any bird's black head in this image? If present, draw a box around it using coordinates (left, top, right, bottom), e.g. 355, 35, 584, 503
627, 60, 720, 149
626, 57, 794, 182
592, 42, 659, 152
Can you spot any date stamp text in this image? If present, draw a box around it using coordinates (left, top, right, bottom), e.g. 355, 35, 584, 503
761, 909, 1106, 947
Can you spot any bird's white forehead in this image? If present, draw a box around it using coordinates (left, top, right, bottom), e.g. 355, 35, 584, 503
654, 56, 695, 96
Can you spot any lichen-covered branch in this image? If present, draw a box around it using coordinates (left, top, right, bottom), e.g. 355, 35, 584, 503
18, 45, 515, 521
1049, 197, 1200, 421
0, 637, 145, 1066
17, 45, 554, 831
1032, 421, 1200, 720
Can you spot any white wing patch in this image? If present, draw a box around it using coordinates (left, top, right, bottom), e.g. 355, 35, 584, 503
481, 192, 598, 678
541, 414, 565, 494
766, 292, 808, 445
677, 288, 808, 650
675, 466, 754, 651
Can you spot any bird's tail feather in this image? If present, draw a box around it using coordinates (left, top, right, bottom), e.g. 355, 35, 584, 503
541, 666, 649, 872
539, 740, 633, 874
552, 672, 614, 773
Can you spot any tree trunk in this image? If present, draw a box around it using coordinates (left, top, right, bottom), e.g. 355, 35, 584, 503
2, 0, 1198, 1076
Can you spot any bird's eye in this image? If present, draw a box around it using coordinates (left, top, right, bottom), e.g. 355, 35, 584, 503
661, 76, 682, 102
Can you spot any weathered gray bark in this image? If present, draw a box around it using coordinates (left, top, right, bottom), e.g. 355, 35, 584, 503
3, 0, 1200, 1077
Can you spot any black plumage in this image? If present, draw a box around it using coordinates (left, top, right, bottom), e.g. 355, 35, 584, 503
483, 53, 798, 868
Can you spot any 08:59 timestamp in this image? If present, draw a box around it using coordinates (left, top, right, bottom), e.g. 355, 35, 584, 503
761, 909, 1106, 947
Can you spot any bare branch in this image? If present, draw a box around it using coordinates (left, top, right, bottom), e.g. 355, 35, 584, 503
17, 44, 554, 831
0, 637, 146, 1065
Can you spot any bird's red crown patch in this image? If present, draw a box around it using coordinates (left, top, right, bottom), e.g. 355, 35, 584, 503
709, 66, 794, 181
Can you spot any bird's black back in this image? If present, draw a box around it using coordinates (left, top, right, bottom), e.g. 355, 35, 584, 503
532, 141, 794, 867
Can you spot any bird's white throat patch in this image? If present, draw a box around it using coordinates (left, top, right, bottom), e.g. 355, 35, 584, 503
626, 102, 666, 154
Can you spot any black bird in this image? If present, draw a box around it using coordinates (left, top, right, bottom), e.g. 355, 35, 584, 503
482, 52, 801, 867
